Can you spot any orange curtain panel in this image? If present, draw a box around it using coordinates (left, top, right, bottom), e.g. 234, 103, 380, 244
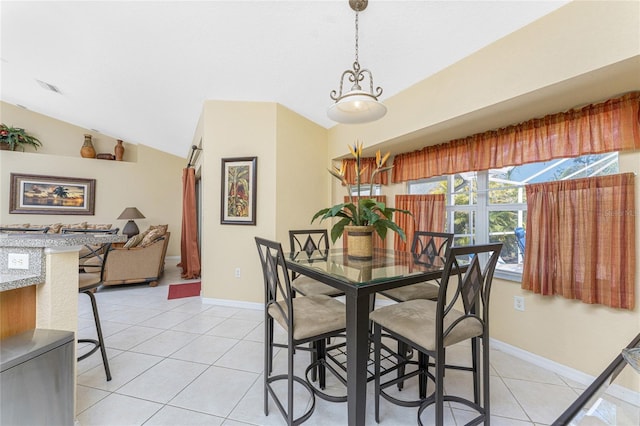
392, 91, 640, 182
179, 167, 201, 279
521, 173, 636, 309
393, 194, 446, 251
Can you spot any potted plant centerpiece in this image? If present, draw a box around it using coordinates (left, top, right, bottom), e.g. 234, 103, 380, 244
312, 140, 411, 259
0, 124, 42, 151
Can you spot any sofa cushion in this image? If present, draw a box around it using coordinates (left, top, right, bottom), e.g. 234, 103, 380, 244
41, 223, 63, 233
140, 228, 164, 247
149, 224, 168, 235
86, 223, 112, 230
61, 222, 87, 231
124, 233, 146, 248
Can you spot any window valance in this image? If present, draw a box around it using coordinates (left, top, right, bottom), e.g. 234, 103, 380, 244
392, 91, 640, 183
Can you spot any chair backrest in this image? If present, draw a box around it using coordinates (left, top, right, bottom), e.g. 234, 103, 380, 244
514, 227, 525, 255
289, 229, 329, 255
79, 242, 113, 291
436, 243, 503, 343
411, 231, 453, 264
0, 226, 49, 233
255, 237, 294, 329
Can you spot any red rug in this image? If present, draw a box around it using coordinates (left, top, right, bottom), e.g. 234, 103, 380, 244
167, 281, 201, 300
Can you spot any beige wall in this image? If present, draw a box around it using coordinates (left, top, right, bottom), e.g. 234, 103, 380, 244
0, 101, 185, 256
199, 101, 327, 304
326, 0, 640, 387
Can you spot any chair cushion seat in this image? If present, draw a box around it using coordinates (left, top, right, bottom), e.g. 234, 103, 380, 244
79, 272, 101, 291
268, 295, 346, 341
291, 276, 343, 296
370, 299, 483, 351
381, 281, 439, 302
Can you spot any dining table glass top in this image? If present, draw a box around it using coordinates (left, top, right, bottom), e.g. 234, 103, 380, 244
287, 248, 448, 286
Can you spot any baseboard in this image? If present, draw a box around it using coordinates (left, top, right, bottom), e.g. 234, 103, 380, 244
202, 297, 262, 311
490, 338, 640, 406
165, 255, 179, 262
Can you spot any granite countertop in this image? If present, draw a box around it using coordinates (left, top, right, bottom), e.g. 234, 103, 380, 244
0, 233, 126, 248
0, 233, 127, 291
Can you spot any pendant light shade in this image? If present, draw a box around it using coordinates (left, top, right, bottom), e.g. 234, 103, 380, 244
328, 89, 387, 124
328, 0, 386, 124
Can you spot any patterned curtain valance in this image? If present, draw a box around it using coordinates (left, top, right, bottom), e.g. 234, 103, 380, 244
392, 91, 640, 182
342, 158, 389, 185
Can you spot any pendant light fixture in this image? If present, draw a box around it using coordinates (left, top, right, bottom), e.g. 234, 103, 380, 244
328, 0, 386, 124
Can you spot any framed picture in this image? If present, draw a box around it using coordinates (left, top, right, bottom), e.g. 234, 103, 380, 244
9, 173, 96, 215
221, 157, 257, 225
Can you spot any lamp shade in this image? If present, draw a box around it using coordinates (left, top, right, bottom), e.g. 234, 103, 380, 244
327, 90, 387, 124
117, 207, 145, 220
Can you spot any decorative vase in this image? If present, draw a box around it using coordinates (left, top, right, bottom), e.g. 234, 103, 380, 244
345, 225, 375, 260
114, 139, 124, 161
80, 134, 96, 158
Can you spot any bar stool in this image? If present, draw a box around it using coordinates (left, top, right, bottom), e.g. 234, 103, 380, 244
371, 243, 502, 425
289, 229, 343, 297
77, 242, 112, 381
255, 237, 347, 425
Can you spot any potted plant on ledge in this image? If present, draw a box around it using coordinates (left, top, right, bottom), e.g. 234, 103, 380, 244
312, 140, 411, 259
0, 124, 42, 151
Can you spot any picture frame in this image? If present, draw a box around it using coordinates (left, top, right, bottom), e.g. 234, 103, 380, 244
9, 173, 96, 215
221, 157, 257, 225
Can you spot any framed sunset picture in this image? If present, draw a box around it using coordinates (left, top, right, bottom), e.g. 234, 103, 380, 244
9, 173, 96, 215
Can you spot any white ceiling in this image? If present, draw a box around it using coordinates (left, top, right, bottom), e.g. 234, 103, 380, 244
0, 0, 570, 158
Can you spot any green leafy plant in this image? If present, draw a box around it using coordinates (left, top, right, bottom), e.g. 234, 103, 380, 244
0, 124, 42, 151
312, 140, 412, 243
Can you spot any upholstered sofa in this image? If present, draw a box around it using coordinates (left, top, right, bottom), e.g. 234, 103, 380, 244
99, 232, 170, 287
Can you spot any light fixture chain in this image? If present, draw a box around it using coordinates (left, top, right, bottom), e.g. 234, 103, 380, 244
354, 11, 359, 65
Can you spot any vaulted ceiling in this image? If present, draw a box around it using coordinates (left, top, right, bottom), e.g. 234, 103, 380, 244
1, 1, 569, 157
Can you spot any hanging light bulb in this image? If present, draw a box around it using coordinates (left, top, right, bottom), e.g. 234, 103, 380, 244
328, 0, 387, 124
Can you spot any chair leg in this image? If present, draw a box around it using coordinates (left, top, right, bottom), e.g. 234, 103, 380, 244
264, 316, 271, 416
374, 324, 382, 423
317, 339, 327, 390
483, 335, 491, 423
287, 338, 295, 426
418, 351, 428, 399
83, 290, 111, 381
471, 336, 480, 404
435, 347, 445, 426
397, 340, 408, 390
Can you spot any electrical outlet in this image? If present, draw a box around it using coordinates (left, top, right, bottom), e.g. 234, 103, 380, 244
8, 253, 29, 270
514, 296, 525, 311
235, 267, 241, 278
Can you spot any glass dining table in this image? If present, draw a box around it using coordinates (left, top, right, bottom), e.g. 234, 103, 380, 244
285, 248, 449, 426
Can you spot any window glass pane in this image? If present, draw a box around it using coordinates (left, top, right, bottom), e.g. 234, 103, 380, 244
408, 177, 447, 195
453, 173, 477, 205
488, 168, 526, 205
452, 210, 475, 246
489, 210, 526, 270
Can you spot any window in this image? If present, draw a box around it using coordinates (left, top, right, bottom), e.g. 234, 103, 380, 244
408, 153, 619, 280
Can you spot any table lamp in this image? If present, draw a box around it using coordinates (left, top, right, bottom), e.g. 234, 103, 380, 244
117, 207, 145, 238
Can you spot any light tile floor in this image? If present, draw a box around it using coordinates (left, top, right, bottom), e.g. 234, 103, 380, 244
76, 264, 638, 425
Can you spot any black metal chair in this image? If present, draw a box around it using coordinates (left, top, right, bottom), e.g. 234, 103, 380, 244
288, 229, 344, 297
255, 237, 347, 425
380, 231, 453, 302
77, 242, 113, 381
371, 243, 502, 425
62, 228, 119, 272
377, 231, 453, 389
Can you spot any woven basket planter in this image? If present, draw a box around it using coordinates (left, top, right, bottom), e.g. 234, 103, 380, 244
344, 225, 375, 260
